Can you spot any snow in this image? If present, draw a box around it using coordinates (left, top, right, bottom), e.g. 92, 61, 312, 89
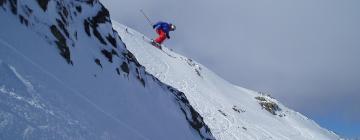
0, 0, 341, 139
113, 21, 340, 140
0, 0, 211, 139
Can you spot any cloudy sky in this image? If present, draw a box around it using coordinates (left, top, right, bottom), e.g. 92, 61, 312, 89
101, 0, 360, 138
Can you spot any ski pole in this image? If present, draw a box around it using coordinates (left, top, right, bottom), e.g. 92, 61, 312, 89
140, 9, 154, 27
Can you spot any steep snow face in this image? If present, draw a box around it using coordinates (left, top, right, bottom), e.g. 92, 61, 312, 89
0, 0, 214, 139
114, 22, 341, 140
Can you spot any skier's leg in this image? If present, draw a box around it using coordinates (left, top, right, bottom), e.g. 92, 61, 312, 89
155, 29, 166, 44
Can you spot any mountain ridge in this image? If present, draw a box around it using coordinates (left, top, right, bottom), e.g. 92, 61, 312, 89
0, 0, 214, 139
0, 0, 340, 139
113, 21, 340, 140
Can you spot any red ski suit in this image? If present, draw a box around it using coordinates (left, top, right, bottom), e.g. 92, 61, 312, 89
155, 28, 167, 44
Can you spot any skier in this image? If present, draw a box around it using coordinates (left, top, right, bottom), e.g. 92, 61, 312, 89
151, 21, 176, 49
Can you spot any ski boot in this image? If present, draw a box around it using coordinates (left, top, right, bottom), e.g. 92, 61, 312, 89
151, 40, 162, 50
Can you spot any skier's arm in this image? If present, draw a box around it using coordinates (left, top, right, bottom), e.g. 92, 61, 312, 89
153, 22, 164, 29
166, 32, 170, 39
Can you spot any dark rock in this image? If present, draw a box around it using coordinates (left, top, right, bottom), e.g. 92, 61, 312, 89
74, 32, 77, 40
242, 126, 247, 131
138, 78, 145, 87
9, 0, 16, 14
62, 7, 68, 18
92, 27, 107, 45
19, 15, 28, 26
195, 69, 201, 77
85, 0, 94, 6
122, 51, 141, 67
135, 68, 145, 87
111, 49, 118, 57
232, 105, 245, 113
83, 20, 91, 36
259, 101, 280, 115
255, 96, 267, 102
36, 0, 48, 11
167, 86, 214, 139
50, 25, 72, 64
84, 5, 110, 45
120, 62, 129, 74
106, 34, 117, 48
0, 0, 6, 6
23, 5, 33, 16
115, 68, 120, 75
75, 6, 82, 13
101, 49, 112, 63
58, 11, 67, 25
91, 6, 110, 24
255, 96, 281, 115
94, 58, 102, 68
56, 19, 69, 37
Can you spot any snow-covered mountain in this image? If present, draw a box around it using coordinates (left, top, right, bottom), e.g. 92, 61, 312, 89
0, 0, 212, 139
0, 0, 340, 140
112, 23, 341, 140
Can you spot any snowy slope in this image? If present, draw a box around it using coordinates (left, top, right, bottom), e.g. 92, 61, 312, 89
114, 22, 341, 140
0, 0, 214, 139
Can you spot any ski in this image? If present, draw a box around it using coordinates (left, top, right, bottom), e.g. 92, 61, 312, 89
150, 40, 163, 50
147, 39, 177, 58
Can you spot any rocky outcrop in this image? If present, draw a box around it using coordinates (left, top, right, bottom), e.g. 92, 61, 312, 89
255, 96, 281, 115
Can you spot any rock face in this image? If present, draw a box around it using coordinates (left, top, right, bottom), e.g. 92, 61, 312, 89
0, 0, 214, 139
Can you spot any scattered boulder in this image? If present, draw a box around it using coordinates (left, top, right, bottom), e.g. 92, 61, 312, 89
255, 96, 267, 102
255, 96, 281, 115
94, 58, 102, 68
242, 126, 247, 131
232, 105, 246, 113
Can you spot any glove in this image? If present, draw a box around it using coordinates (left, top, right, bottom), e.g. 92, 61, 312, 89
153, 25, 156, 29
166, 34, 170, 39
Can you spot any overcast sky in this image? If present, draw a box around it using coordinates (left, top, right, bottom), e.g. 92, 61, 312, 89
101, 0, 360, 138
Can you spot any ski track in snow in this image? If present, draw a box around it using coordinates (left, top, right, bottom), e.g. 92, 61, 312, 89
9, 66, 35, 93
